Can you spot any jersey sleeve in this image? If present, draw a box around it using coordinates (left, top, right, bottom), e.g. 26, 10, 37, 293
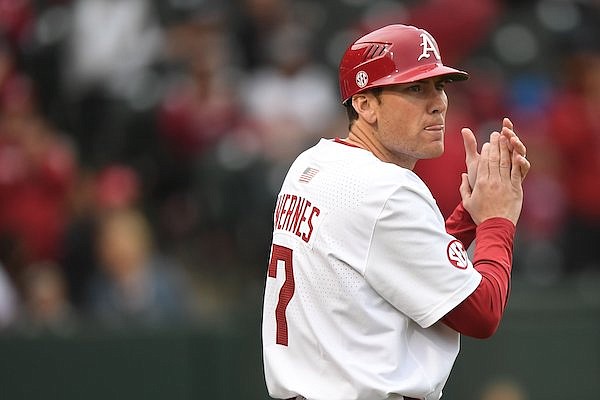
442, 217, 515, 338
445, 202, 476, 248
364, 185, 481, 328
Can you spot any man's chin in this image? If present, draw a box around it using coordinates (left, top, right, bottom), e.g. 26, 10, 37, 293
424, 146, 444, 159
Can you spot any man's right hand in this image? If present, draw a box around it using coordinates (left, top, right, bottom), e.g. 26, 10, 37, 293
459, 131, 530, 226
462, 117, 529, 190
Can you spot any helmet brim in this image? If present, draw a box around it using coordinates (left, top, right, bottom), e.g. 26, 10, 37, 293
343, 64, 468, 104
374, 64, 469, 89
394, 63, 469, 83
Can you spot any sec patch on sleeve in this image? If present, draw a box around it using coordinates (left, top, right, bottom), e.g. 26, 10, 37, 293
447, 240, 469, 269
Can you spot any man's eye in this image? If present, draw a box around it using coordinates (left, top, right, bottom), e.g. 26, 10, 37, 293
408, 85, 422, 92
437, 79, 452, 90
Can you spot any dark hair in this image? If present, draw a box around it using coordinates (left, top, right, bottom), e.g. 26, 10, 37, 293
344, 87, 383, 129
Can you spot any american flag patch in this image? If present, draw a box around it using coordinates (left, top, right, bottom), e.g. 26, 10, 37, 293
299, 167, 319, 183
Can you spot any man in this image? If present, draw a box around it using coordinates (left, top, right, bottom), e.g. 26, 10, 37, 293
262, 24, 529, 400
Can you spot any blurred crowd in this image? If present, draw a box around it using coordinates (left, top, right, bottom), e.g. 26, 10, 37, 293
0, 0, 599, 334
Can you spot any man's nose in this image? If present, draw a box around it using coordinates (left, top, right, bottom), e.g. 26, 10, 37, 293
429, 87, 447, 114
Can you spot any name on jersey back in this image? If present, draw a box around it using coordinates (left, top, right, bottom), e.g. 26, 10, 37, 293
273, 193, 321, 243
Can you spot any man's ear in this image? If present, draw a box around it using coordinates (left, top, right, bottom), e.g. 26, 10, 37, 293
351, 93, 377, 124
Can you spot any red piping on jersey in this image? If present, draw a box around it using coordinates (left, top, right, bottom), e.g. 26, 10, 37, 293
443, 203, 515, 339
334, 137, 362, 148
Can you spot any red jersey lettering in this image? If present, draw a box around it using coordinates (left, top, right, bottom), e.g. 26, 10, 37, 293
274, 193, 321, 244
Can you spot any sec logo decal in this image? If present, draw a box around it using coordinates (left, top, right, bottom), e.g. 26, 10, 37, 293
447, 240, 469, 269
355, 71, 369, 88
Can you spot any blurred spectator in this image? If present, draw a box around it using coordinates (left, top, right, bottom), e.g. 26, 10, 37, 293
62, 0, 163, 166
240, 22, 340, 163
546, 51, 600, 274
64, 0, 162, 98
86, 207, 195, 327
157, 13, 245, 160
13, 261, 77, 335
234, 0, 292, 70
61, 164, 141, 310
0, 67, 77, 281
0, 261, 17, 329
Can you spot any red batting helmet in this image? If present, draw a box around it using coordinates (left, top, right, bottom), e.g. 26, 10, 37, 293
339, 24, 469, 104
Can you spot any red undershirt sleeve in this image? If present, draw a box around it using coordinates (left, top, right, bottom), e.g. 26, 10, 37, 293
445, 202, 476, 248
442, 217, 515, 338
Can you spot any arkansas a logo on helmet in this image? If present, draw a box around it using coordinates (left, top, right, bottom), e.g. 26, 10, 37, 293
418, 32, 441, 61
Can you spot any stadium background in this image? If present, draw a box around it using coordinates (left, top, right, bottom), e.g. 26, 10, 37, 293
0, 0, 599, 398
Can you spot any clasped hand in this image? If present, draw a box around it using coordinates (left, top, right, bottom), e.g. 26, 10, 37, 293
460, 118, 531, 225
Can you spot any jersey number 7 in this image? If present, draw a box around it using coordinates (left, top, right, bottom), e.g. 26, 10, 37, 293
267, 244, 295, 346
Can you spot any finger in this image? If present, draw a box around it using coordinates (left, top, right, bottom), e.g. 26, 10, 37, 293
478, 142, 491, 180
509, 135, 527, 158
488, 132, 501, 178
499, 135, 511, 180
461, 127, 478, 162
501, 117, 516, 152
517, 154, 531, 180
459, 173, 472, 202
511, 152, 529, 183
511, 151, 520, 183
462, 127, 479, 188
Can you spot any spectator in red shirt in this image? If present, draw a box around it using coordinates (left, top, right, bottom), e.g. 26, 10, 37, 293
546, 51, 600, 273
0, 67, 77, 282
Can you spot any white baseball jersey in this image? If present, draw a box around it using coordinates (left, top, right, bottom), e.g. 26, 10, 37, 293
262, 139, 482, 400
